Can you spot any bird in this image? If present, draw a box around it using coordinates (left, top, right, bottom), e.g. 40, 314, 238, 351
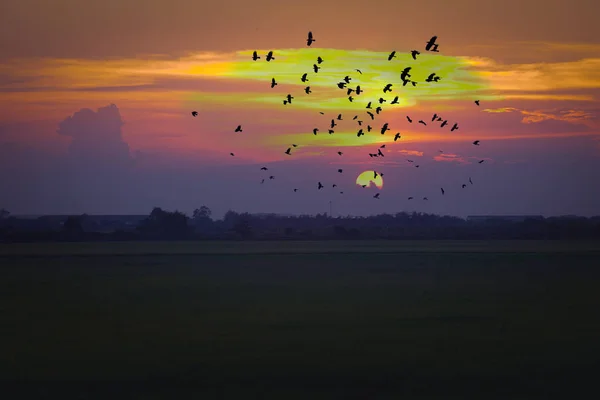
362, 185, 367, 188
388, 51, 397, 61
432, 113, 438, 121
367, 111, 375, 120
266, 51, 275, 61
425, 73, 437, 82
367, 125, 372, 132
337, 114, 343, 120
260, 167, 268, 170
441, 188, 445, 195
285, 148, 291, 155
411, 50, 420, 60
344, 76, 351, 83
440, 120, 448, 128
330, 119, 337, 129
425, 36, 438, 51
317, 56, 324, 64
319, 112, 324, 115
478, 160, 485, 164
328, 129, 334, 134
307, 31, 315, 46
383, 84, 393, 93
355, 86, 363, 95
292, 144, 298, 147
191, 111, 198, 117
451, 123, 459, 132
469, 177, 473, 185
474, 100, 480, 106
462, 184, 467, 188
347, 88, 354, 96
406, 116, 413, 123
317, 182, 324, 190
269, 176, 275, 180
294, 188, 298, 192
394, 133, 401, 141
357, 120, 363, 126
338, 169, 343, 173
261, 179, 265, 184
377, 148, 384, 157
337, 82, 347, 89
423, 197, 428, 201
286, 94, 294, 104
332, 184, 337, 188
252, 51, 260, 61
357, 129, 364, 137
301, 73, 310, 83
374, 193, 380, 199
353, 115, 358, 120
230, 153, 235, 156
379, 97, 386, 104
348, 96, 354, 102
408, 197, 413, 200
305, 86, 312, 94
235, 125, 242, 132
337, 151, 343, 156
418, 120, 427, 126
473, 140, 480, 145
401, 67, 412, 81
411, 81, 418, 87
313, 128, 319, 135
433, 76, 441, 82
271, 78, 277, 88
355, 69, 362, 74
380, 144, 386, 148
390, 96, 399, 104
375, 107, 382, 114
380, 123, 389, 134
313, 64, 320, 73
366, 102, 372, 109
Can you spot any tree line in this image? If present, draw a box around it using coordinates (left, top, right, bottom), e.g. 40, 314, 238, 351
1, 207, 600, 242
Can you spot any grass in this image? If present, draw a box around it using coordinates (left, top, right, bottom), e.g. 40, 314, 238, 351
1, 241, 599, 399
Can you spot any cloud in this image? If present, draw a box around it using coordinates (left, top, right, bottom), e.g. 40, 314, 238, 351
398, 149, 424, 157
433, 153, 470, 164
57, 103, 134, 170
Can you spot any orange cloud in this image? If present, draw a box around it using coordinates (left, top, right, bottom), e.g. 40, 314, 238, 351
397, 149, 424, 157
483, 106, 596, 126
433, 153, 470, 164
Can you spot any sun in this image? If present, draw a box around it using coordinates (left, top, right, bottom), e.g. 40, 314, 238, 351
356, 170, 383, 189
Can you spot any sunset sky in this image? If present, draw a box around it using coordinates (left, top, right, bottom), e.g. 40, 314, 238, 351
1, 0, 599, 217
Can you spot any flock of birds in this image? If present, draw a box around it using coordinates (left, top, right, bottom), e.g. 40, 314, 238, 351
191, 33, 487, 202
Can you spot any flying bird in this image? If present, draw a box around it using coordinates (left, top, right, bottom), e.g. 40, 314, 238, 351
269, 176, 275, 180
474, 100, 480, 106
367, 125, 372, 132
305, 86, 312, 94
260, 167, 268, 170
285, 148, 291, 155
337, 151, 343, 155
394, 133, 401, 141
301, 73, 309, 82
337, 82, 347, 89
383, 83, 393, 93
451, 123, 459, 132
235, 125, 242, 132
425, 73, 437, 82
473, 140, 480, 145
462, 184, 467, 188
374, 193, 380, 199
355, 69, 362, 74
313, 64, 320, 73
294, 188, 298, 192
230, 153, 235, 156
423, 197, 428, 201
337, 114, 343, 120
377, 148, 384, 157
317, 56, 324, 64
418, 120, 427, 126
328, 129, 334, 134
478, 160, 485, 164
432, 113, 438, 121
425, 36, 438, 51
375, 106, 382, 114
318, 182, 324, 190
388, 51, 397, 61
344, 76, 351, 83
252, 51, 260, 61
355, 86, 363, 95
348, 96, 354, 102
411, 50, 420, 60
469, 177, 473, 185
441, 188, 445, 195
408, 197, 413, 200
390, 96, 399, 104
381, 123, 389, 134
307, 31, 315, 46
440, 120, 448, 128
406, 116, 413, 123
331, 119, 337, 128
367, 111, 375, 119
286, 94, 294, 103
313, 128, 319, 135
191, 111, 198, 117
266, 51, 275, 61
366, 102, 372, 109
270, 78, 277, 88
379, 97, 386, 104
338, 169, 343, 173
347, 88, 354, 96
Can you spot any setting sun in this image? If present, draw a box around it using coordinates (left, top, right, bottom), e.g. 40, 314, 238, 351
356, 170, 383, 189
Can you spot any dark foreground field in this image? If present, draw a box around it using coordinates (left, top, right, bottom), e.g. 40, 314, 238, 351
1, 240, 599, 399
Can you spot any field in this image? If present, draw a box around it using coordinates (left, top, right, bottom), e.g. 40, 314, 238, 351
1, 240, 599, 399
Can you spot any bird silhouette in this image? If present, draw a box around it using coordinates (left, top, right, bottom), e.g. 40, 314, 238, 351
394, 133, 401, 141
388, 51, 397, 60
328, 129, 334, 134
348, 96, 354, 102
474, 100, 480, 106
390, 96, 399, 104
337, 114, 343, 120
375, 107, 382, 114
292, 144, 298, 147
426, 73, 437, 82
307, 31, 315, 46
344, 76, 351, 83
191, 111, 198, 117
235, 125, 242, 132
478, 160, 485, 164
411, 50, 420, 60
337, 82, 347, 89
367, 111, 374, 119
338, 169, 343, 173
440, 120, 448, 128
367, 125, 372, 132
353, 115, 358, 120
408, 197, 413, 200
357, 129, 364, 137
330, 119, 337, 128
357, 120, 363, 126
313, 128, 319, 135
406, 116, 413, 123
374, 193, 380, 199
271, 78, 277, 88
366, 102, 372, 109
305, 86, 312, 94
347, 88, 354, 96
337, 151, 343, 156
269, 176, 275, 180
313, 64, 320, 73
294, 188, 298, 192
301, 73, 309, 82
377, 148, 384, 157
381, 123, 389, 134
425, 36, 438, 51
266, 51, 275, 61
432, 113, 438, 121
230, 153, 235, 156
380, 144, 386, 148
401, 67, 412, 81
285, 148, 291, 155
286, 94, 294, 103
355, 69, 362, 74
355, 86, 362, 95
317, 56, 324, 64
423, 197, 428, 200
441, 188, 445, 195
462, 184, 467, 188
252, 51, 260, 61
260, 167, 268, 170
332, 184, 337, 188
418, 120, 427, 126
261, 179, 265, 184
379, 97, 386, 104
469, 177, 473, 184
451, 123, 459, 132
383, 83, 393, 93
318, 182, 324, 190
473, 140, 480, 145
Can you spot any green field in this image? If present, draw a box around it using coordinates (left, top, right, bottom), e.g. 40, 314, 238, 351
1, 241, 599, 399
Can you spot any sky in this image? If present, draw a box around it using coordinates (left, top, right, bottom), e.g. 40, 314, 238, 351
1, 0, 600, 218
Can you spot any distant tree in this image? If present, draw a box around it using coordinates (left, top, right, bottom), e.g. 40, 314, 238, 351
137, 207, 190, 239
233, 215, 253, 239
62, 216, 84, 236
192, 205, 212, 220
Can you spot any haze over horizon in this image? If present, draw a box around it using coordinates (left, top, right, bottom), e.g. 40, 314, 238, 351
1, 0, 600, 219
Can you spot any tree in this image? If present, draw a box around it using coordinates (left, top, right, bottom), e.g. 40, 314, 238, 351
62, 216, 84, 236
137, 207, 191, 239
192, 206, 212, 220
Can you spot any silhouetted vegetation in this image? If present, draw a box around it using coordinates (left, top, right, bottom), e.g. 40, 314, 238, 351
1, 206, 600, 242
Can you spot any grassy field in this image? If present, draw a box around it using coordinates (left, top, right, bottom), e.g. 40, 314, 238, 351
1, 240, 599, 399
